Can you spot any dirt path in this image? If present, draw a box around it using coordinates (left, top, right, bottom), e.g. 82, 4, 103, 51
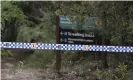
1, 57, 89, 80
1, 57, 66, 80
1, 57, 45, 80
1, 57, 17, 69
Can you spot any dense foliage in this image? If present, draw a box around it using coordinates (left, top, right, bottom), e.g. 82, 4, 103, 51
1, 1, 133, 79
2, 1, 133, 44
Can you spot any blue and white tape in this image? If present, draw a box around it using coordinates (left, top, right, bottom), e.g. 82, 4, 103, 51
0, 42, 133, 53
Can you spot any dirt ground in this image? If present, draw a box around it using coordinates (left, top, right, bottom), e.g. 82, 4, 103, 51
1, 57, 45, 80
1, 57, 87, 80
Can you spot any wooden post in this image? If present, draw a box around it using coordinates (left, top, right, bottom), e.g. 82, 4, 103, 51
102, 11, 108, 68
56, 16, 61, 74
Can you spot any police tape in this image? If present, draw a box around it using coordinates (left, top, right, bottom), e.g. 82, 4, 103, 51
0, 42, 133, 53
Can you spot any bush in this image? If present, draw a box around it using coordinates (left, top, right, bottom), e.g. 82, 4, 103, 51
24, 50, 55, 68
1, 49, 13, 58
95, 62, 129, 80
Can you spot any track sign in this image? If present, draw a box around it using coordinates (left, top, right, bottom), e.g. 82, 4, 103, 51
59, 15, 103, 45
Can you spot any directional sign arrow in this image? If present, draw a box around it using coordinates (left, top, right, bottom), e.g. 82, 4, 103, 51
60, 32, 63, 35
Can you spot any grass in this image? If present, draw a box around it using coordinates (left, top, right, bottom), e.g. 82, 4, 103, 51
23, 50, 55, 69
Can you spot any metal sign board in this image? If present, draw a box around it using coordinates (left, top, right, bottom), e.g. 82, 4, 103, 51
59, 15, 101, 29
59, 16, 102, 45
59, 28, 96, 44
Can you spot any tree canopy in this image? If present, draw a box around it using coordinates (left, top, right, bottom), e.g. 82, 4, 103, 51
2, 1, 133, 46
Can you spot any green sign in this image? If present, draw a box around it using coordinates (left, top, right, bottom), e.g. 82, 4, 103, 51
59, 15, 102, 29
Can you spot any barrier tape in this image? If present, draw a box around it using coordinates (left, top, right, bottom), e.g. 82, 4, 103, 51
0, 42, 133, 53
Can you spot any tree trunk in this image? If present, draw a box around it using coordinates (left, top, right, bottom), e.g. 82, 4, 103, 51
102, 11, 108, 68
9, 18, 18, 42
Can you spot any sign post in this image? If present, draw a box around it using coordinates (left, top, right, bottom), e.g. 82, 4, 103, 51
56, 15, 103, 73
56, 16, 61, 74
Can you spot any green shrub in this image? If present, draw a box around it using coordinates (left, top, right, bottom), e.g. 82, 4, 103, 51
24, 50, 55, 68
115, 63, 128, 80
1, 49, 13, 57
95, 62, 129, 80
